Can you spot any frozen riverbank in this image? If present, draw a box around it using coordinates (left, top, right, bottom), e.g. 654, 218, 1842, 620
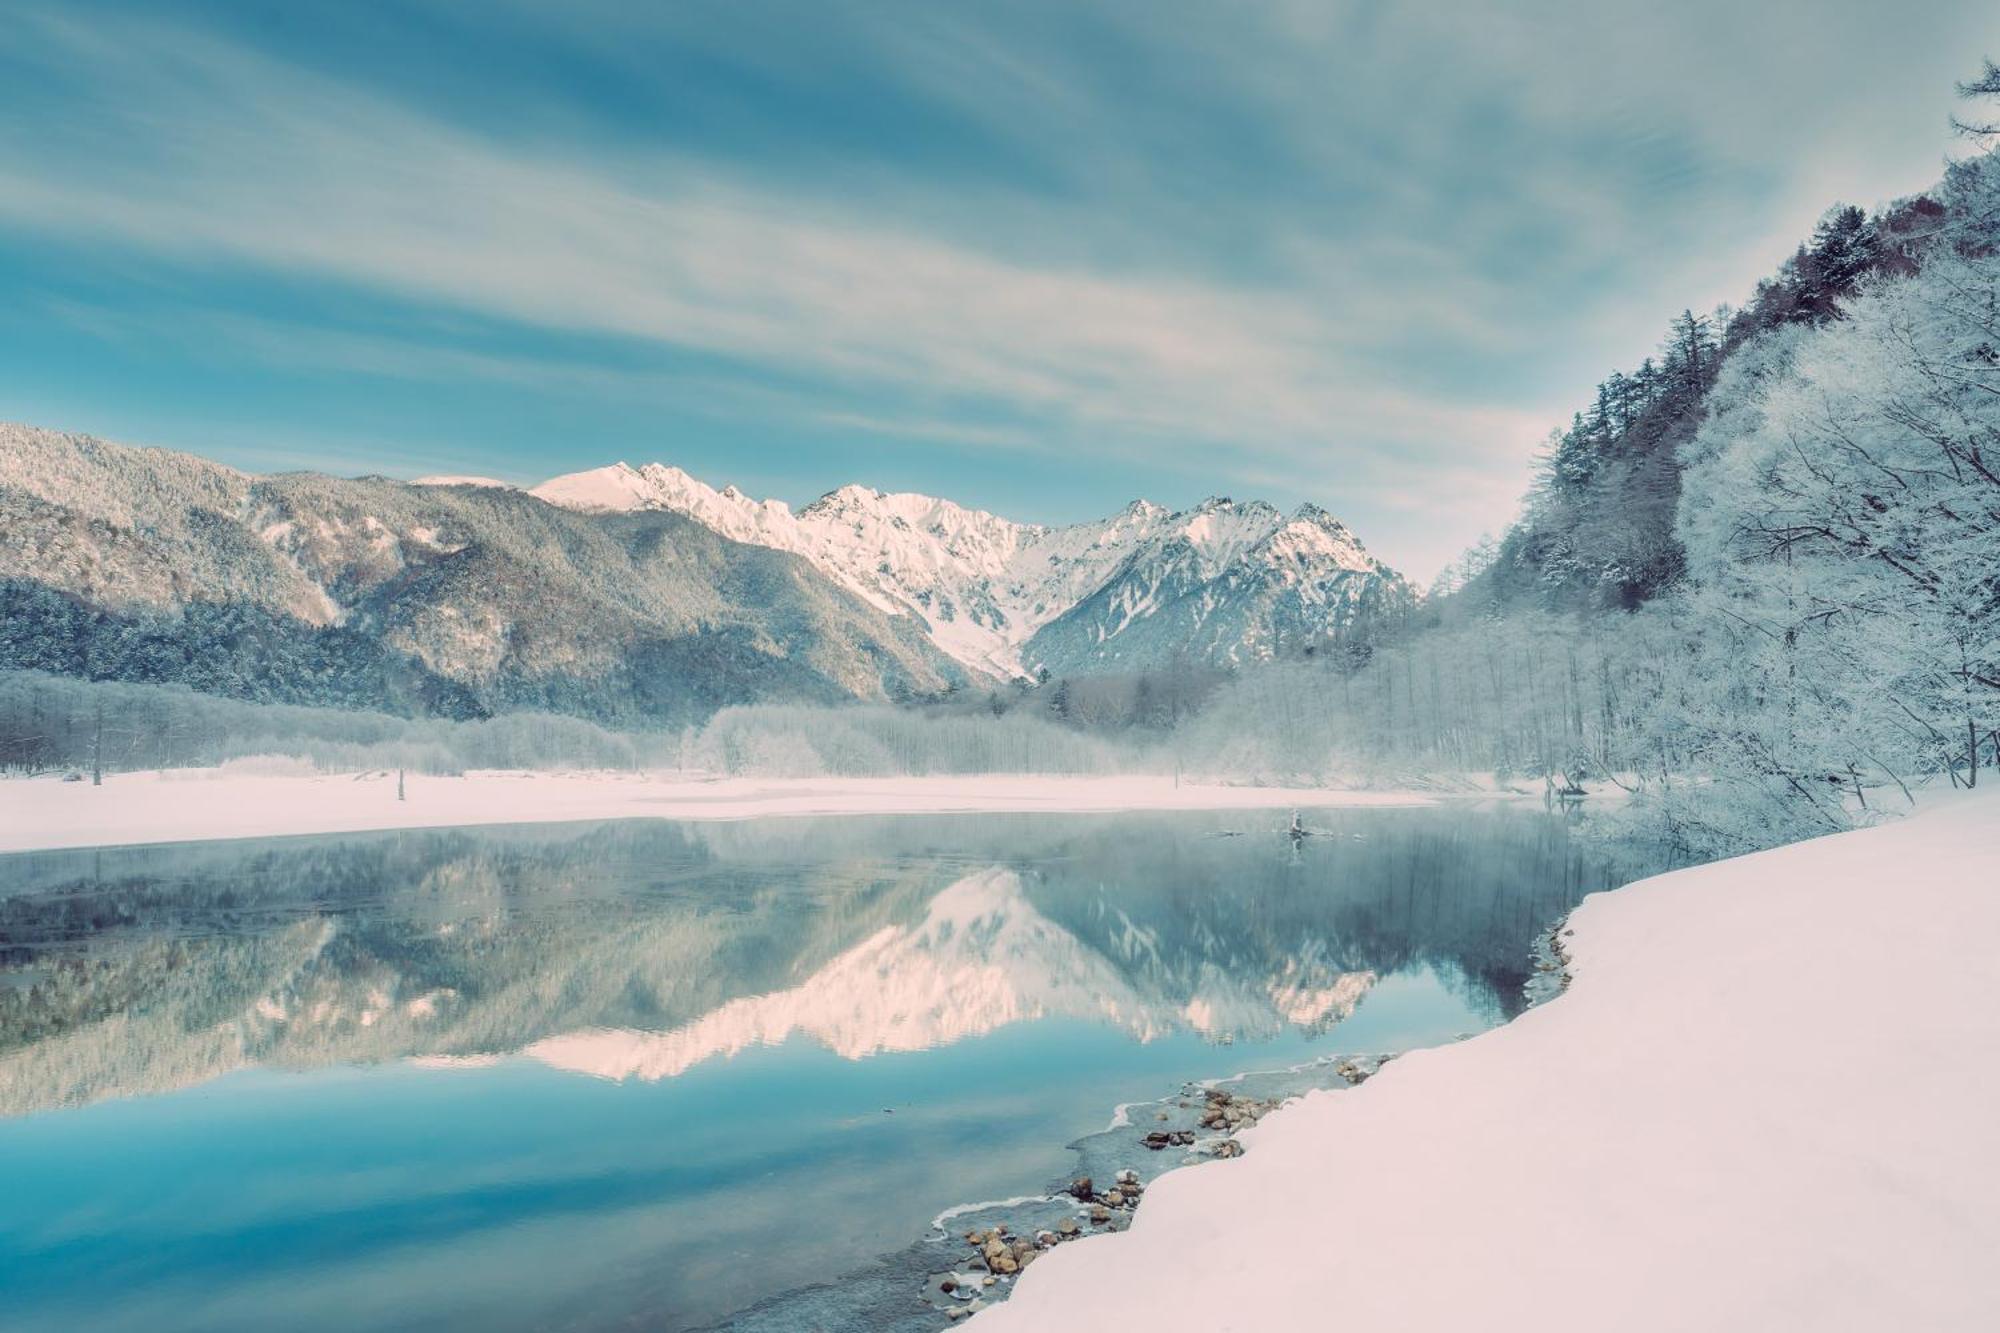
976, 793, 2000, 1332
0, 769, 1434, 853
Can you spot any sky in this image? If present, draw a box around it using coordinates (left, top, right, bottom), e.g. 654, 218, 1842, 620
2, 1, 1996, 582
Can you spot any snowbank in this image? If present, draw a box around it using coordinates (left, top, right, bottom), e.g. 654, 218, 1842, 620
0, 770, 1433, 854
977, 794, 2000, 1332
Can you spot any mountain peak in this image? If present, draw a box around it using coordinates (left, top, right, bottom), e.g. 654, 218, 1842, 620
1289, 501, 1355, 536
525, 458, 1399, 677
801, 482, 884, 514
1190, 495, 1281, 520
528, 462, 661, 512
1255, 506, 1383, 576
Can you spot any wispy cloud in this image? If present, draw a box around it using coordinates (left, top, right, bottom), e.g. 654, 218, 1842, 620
1, 1, 1992, 579
0, 12, 1552, 506
0, 15, 1428, 434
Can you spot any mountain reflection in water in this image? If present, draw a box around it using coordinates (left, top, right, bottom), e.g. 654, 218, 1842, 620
0, 805, 1672, 1332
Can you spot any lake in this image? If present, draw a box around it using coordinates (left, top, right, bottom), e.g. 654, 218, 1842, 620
0, 804, 1672, 1331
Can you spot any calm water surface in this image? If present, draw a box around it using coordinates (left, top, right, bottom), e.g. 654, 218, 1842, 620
0, 805, 1672, 1331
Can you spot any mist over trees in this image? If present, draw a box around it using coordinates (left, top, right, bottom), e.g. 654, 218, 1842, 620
0, 671, 673, 775
1183, 101, 2000, 850
0, 672, 1140, 779
685, 704, 1138, 776
1173, 610, 1669, 792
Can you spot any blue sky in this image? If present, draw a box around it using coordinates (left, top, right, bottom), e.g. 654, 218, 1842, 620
2, 1, 1994, 580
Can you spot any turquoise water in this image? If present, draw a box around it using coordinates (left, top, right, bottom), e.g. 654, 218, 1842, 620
0, 805, 1668, 1331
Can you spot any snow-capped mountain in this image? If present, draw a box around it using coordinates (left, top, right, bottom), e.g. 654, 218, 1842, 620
531, 462, 1409, 677
0, 420, 1407, 719
1026, 500, 1401, 674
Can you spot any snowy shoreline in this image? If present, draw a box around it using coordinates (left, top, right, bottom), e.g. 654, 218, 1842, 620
973, 793, 2000, 1332
0, 769, 1440, 855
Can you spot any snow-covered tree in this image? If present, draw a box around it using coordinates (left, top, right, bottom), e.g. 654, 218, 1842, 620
1673, 156, 2000, 819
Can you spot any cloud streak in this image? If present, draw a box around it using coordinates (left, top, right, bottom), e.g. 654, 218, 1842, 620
0, 15, 1450, 437
1, 1, 1994, 578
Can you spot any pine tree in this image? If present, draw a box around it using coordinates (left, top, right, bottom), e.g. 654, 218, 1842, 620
1951, 58, 2000, 143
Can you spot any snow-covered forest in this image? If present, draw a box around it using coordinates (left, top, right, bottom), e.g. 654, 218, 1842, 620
1170, 135, 2000, 849
0, 672, 1139, 778
0, 671, 676, 775
5, 91, 1999, 855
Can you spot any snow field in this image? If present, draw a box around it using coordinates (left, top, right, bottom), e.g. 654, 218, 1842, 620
0, 769, 1433, 853
976, 793, 2000, 1332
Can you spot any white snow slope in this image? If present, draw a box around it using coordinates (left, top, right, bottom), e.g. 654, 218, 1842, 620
409, 475, 516, 489
976, 793, 2000, 1333
0, 770, 1431, 853
529, 462, 1399, 677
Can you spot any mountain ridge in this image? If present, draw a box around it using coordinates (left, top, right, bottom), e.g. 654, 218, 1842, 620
529, 460, 1410, 677
0, 421, 1410, 722
0, 423, 966, 722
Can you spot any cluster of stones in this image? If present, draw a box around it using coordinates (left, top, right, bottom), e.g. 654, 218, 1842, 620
926, 1062, 1402, 1323
1139, 1084, 1284, 1156
1196, 1085, 1274, 1135
1332, 1056, 1377, 1085
1068, 1168, 1145, 1224
932, 1171, 1146, 1323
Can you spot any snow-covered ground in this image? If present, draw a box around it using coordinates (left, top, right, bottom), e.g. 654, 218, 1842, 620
0, 769, 1433, 854
977, 793, 2000, 1332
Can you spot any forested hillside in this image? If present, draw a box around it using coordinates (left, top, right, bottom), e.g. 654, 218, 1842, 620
0, 428, 965, 724
1183, 90, 2000, 850
1477, 195, 1942, 613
